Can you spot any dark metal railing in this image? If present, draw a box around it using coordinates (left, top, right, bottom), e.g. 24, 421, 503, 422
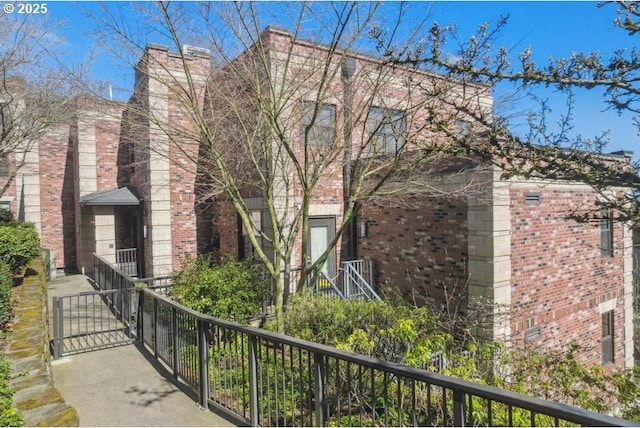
51, 288, 138, 359
51, 255, 175, 359
137, 287, 634, 427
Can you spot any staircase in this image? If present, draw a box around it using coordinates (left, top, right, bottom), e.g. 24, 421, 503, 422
312, 259, 381, 301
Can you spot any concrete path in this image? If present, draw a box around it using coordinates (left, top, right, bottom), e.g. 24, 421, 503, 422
48, 274, 236, 427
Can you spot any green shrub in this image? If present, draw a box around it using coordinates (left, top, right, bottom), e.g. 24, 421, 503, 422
281, 293, 448, 366
0, 262, 12, 323
0, 357, 23, 427
0, 210, 13, 225
171, 255, 269, 325
0, 222, 40, 274
280, 294, 640, 424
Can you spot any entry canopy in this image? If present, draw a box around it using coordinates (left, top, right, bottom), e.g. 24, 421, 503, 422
79, 186, 141, 206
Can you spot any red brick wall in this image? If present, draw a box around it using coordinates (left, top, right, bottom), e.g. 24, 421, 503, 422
95, 116, 121, 191
39, 125, 74, 268
165, 53, 210, 270
357, 198, 468, 306
211, 197, 238, 260
509, 187, 626, 368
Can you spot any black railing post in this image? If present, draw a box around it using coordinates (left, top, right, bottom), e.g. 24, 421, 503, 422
248, 334, 259, 427
172, 307, 178, 378
153, 298, 159, 357
197, 319, 210, 409
137, 289, 144, 343
52, 297, 62, 359
453, 388, 465, 427
314, 351, 326, 427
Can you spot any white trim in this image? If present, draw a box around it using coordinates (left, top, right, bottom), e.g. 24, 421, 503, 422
309, 204, 341, 217
598, 298, 617, 314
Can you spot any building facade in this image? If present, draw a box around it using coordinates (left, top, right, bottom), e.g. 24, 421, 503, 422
4, 27, 634, 369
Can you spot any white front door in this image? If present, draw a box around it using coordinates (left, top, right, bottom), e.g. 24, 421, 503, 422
308, 217, 336, 277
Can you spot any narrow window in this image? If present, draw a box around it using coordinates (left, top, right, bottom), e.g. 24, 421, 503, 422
239, 210, 262, 260
602, 310, 614, 364
301, 102, 335, 146
600, 210, 613, 257
456, 119, 470, 137
0, 157, 8, 177
367, 106, 406, 155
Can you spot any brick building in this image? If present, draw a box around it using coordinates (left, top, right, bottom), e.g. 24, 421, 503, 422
3, 27, 635, 369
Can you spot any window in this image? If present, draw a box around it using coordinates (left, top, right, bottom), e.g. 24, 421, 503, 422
600, 210, 613, 257
367, 106, 406, 155
456, 119, 471, 137
301, 102, 335, 146
0, 157, 8, 177
239, 210, 262, 260
602, 310, 614, 364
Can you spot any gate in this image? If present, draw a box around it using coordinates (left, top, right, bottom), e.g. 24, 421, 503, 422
51, 253, 173, 359
51, 288, 138, 359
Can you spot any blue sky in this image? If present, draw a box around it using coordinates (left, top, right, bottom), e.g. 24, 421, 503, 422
12, 1, 640, 158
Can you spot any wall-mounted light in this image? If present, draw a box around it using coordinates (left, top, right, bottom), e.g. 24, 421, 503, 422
360, 220, 368, 238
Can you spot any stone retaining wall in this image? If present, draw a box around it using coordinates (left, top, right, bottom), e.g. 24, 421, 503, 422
7, 260, 78, 426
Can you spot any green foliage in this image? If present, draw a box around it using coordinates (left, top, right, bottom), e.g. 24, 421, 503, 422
171, 255, 269, 325
280, 294, 640, 424
0, 357, 23, 427
281, 292, 448, 367
0, 222, 40, 274
0, 210, 13, 225
0, 261, 13, 323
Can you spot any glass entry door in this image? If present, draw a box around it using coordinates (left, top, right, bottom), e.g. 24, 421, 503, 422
308, 217, 336, 278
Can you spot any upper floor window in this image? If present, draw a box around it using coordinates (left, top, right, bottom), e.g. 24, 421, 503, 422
301, 102, 335, 146
600, 209, 613, 257
602, 310, 614, 364
456, 119, 471, 137
367, 106, 406, 155
0, 156, 9, 177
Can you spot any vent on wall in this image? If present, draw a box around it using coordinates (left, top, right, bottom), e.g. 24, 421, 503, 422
524, 192, 541, 205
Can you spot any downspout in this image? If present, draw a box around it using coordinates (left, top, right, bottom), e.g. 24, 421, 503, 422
341, 58, 357, 260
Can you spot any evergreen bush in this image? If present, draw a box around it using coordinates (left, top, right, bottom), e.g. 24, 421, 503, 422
171, 255, 269, 325
0, 262, 12, 324
0, 222, 40, 274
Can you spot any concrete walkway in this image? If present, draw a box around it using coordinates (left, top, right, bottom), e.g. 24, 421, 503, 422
48, 274, 236, 427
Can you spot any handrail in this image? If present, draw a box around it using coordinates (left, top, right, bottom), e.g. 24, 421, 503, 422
313, 270, 344, 299
138, 287, 635, 427
342, 261, 381, 300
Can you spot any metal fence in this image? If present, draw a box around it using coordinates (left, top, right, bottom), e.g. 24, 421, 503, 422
51, 287, 139, 359
116, 248, 138, 277
51, 255, 174, 359
137, 287, 633, 427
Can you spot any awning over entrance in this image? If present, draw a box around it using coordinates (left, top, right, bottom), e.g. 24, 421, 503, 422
79, 187, 141, 206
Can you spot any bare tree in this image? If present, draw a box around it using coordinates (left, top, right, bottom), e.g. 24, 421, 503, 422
0, 14, 80, 196
94, 2, 495, 331
373, 2, 640, 226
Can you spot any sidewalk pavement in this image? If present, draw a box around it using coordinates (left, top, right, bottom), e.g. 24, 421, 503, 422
48, 274, 236, 427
